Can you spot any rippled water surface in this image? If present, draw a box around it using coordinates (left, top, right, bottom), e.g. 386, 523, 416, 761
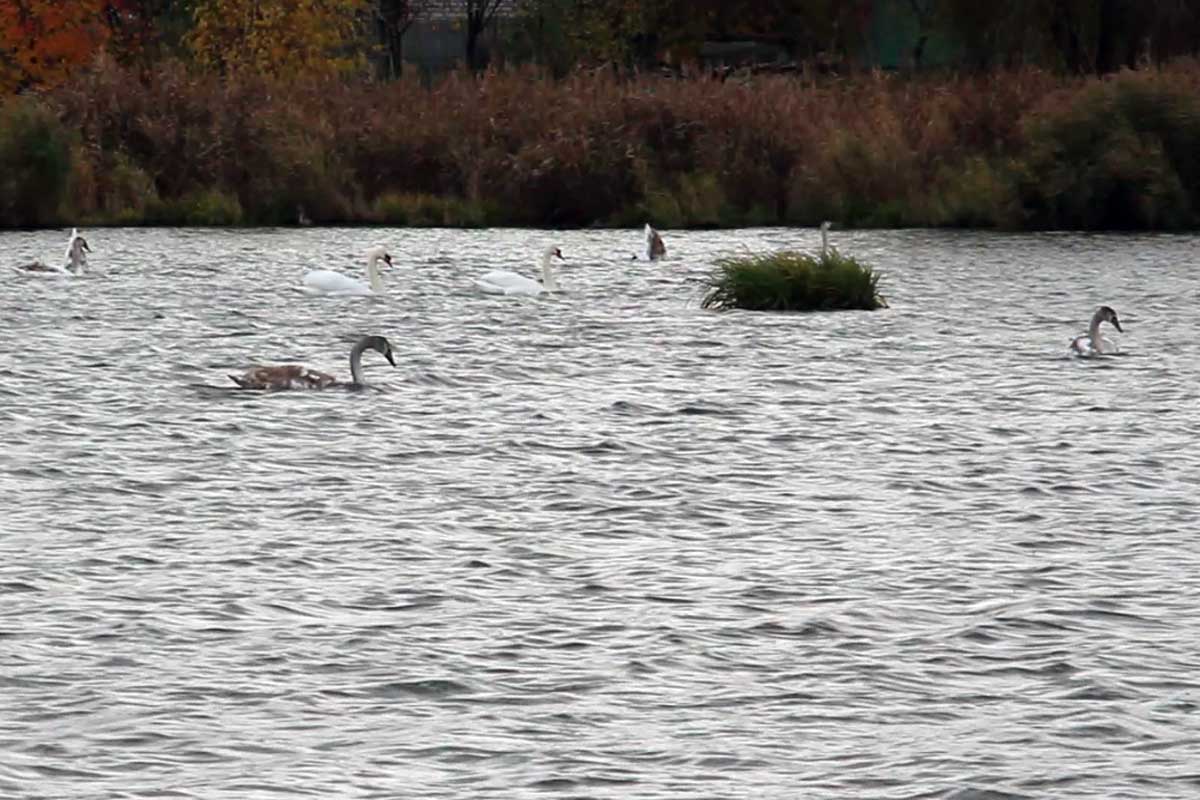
2, 226, 1200, 799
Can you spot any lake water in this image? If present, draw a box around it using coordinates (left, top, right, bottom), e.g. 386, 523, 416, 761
2, 226, 1199, 799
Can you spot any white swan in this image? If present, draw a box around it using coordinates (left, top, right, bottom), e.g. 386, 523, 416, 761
230, 335, 396, 390
13, 228, 90, 276
475, 245, 564, 295
302, 246, 392, 296
1070, 305, 1124, 356
819, 221, 832, 258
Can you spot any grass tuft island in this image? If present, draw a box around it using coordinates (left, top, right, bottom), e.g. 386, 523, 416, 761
702, 246, 886, 312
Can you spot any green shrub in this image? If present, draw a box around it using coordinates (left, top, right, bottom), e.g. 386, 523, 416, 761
100, 154, 159, 223
928, 156, 1020, 228
676, 171, 727, 226
786, 126, 920, 228
187, 190, 244, 225
624, 171, 731, 228
1017, 72, 1200, 229
702, 248, 886, 312
147, 189, 244, 226
372, 192, 489, 226
0, 98, 74, 226
639, 185, 685, 229
241, 128, 354, 225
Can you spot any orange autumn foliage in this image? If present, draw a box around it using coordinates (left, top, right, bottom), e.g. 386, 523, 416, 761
0, 0, 111, 92
188, 0, 368, 79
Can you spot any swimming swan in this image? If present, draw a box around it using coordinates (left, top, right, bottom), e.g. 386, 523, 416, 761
1070, 306, 1124, 356
13, 228, 90, 275
475, 245, 564, 295
302, 246, 393, 296
230, 335, 396, 390
645, 224, 666, 260
631, 224, 666, 261
819, 221, 832, 258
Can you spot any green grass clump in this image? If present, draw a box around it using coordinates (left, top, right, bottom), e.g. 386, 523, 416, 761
702, 249, 886, 312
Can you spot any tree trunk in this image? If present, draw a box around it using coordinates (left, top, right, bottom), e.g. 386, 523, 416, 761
464, 0, 503, 71
381, 21, 404, 78
1050, 1, 1086, 73
466, 14, 485, 70
376, 1, 419, 79
1096, 0, 1122, 73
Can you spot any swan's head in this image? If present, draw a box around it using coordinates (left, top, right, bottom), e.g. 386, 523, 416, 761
1099, 305, 1123, 332
366, 246, 393, 267
545, 245, 564, 261
820, 221, 833, 232
66, 233, 90, 269
364, 335, 397, 367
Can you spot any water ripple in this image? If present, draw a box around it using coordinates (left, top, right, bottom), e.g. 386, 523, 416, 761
1, 227, 1199, 798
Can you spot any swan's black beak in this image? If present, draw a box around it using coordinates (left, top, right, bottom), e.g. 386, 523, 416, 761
1112, 318, 1124, 333
80, 238, 91, 252
383, 253, 393, 267
385, 350, 396, 367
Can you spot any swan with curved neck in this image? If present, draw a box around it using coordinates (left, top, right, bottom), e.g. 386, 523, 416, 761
1070, 306, 1123, 356
302, 246, 393, 296
475, 245, 565, 295
14, 228, 90, 275
229, 335, 396, 390
64, 229, 90, 272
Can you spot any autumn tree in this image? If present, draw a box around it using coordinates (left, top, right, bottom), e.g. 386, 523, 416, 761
103, 0, 198, 69
0, 0, 111, 92
188, 0, 369, 78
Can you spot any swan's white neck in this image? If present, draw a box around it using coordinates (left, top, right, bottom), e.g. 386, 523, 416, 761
367, 256, 384, 293
820, 227, 829, 258
540, 251, 559, 292
1088, 309, 1107, 341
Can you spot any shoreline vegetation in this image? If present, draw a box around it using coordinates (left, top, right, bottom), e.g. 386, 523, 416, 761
4, 58, 1200, 232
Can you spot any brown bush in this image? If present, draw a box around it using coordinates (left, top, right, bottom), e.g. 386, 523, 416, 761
5, 57, 1196, 229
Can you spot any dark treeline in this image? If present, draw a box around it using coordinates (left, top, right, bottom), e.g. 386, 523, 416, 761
6, 2, 1200, 91
504, 1, 1199, 76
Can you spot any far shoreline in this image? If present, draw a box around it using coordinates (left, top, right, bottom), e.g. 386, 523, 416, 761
4, 60, 1200, 234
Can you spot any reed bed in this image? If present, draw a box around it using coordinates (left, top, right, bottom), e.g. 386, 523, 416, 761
3, 57, 1200, 229
702, 249, 885, 312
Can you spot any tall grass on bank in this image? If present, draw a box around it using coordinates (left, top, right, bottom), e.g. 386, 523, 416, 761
4, 57, 1200, 229
702, 249, 885, 312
